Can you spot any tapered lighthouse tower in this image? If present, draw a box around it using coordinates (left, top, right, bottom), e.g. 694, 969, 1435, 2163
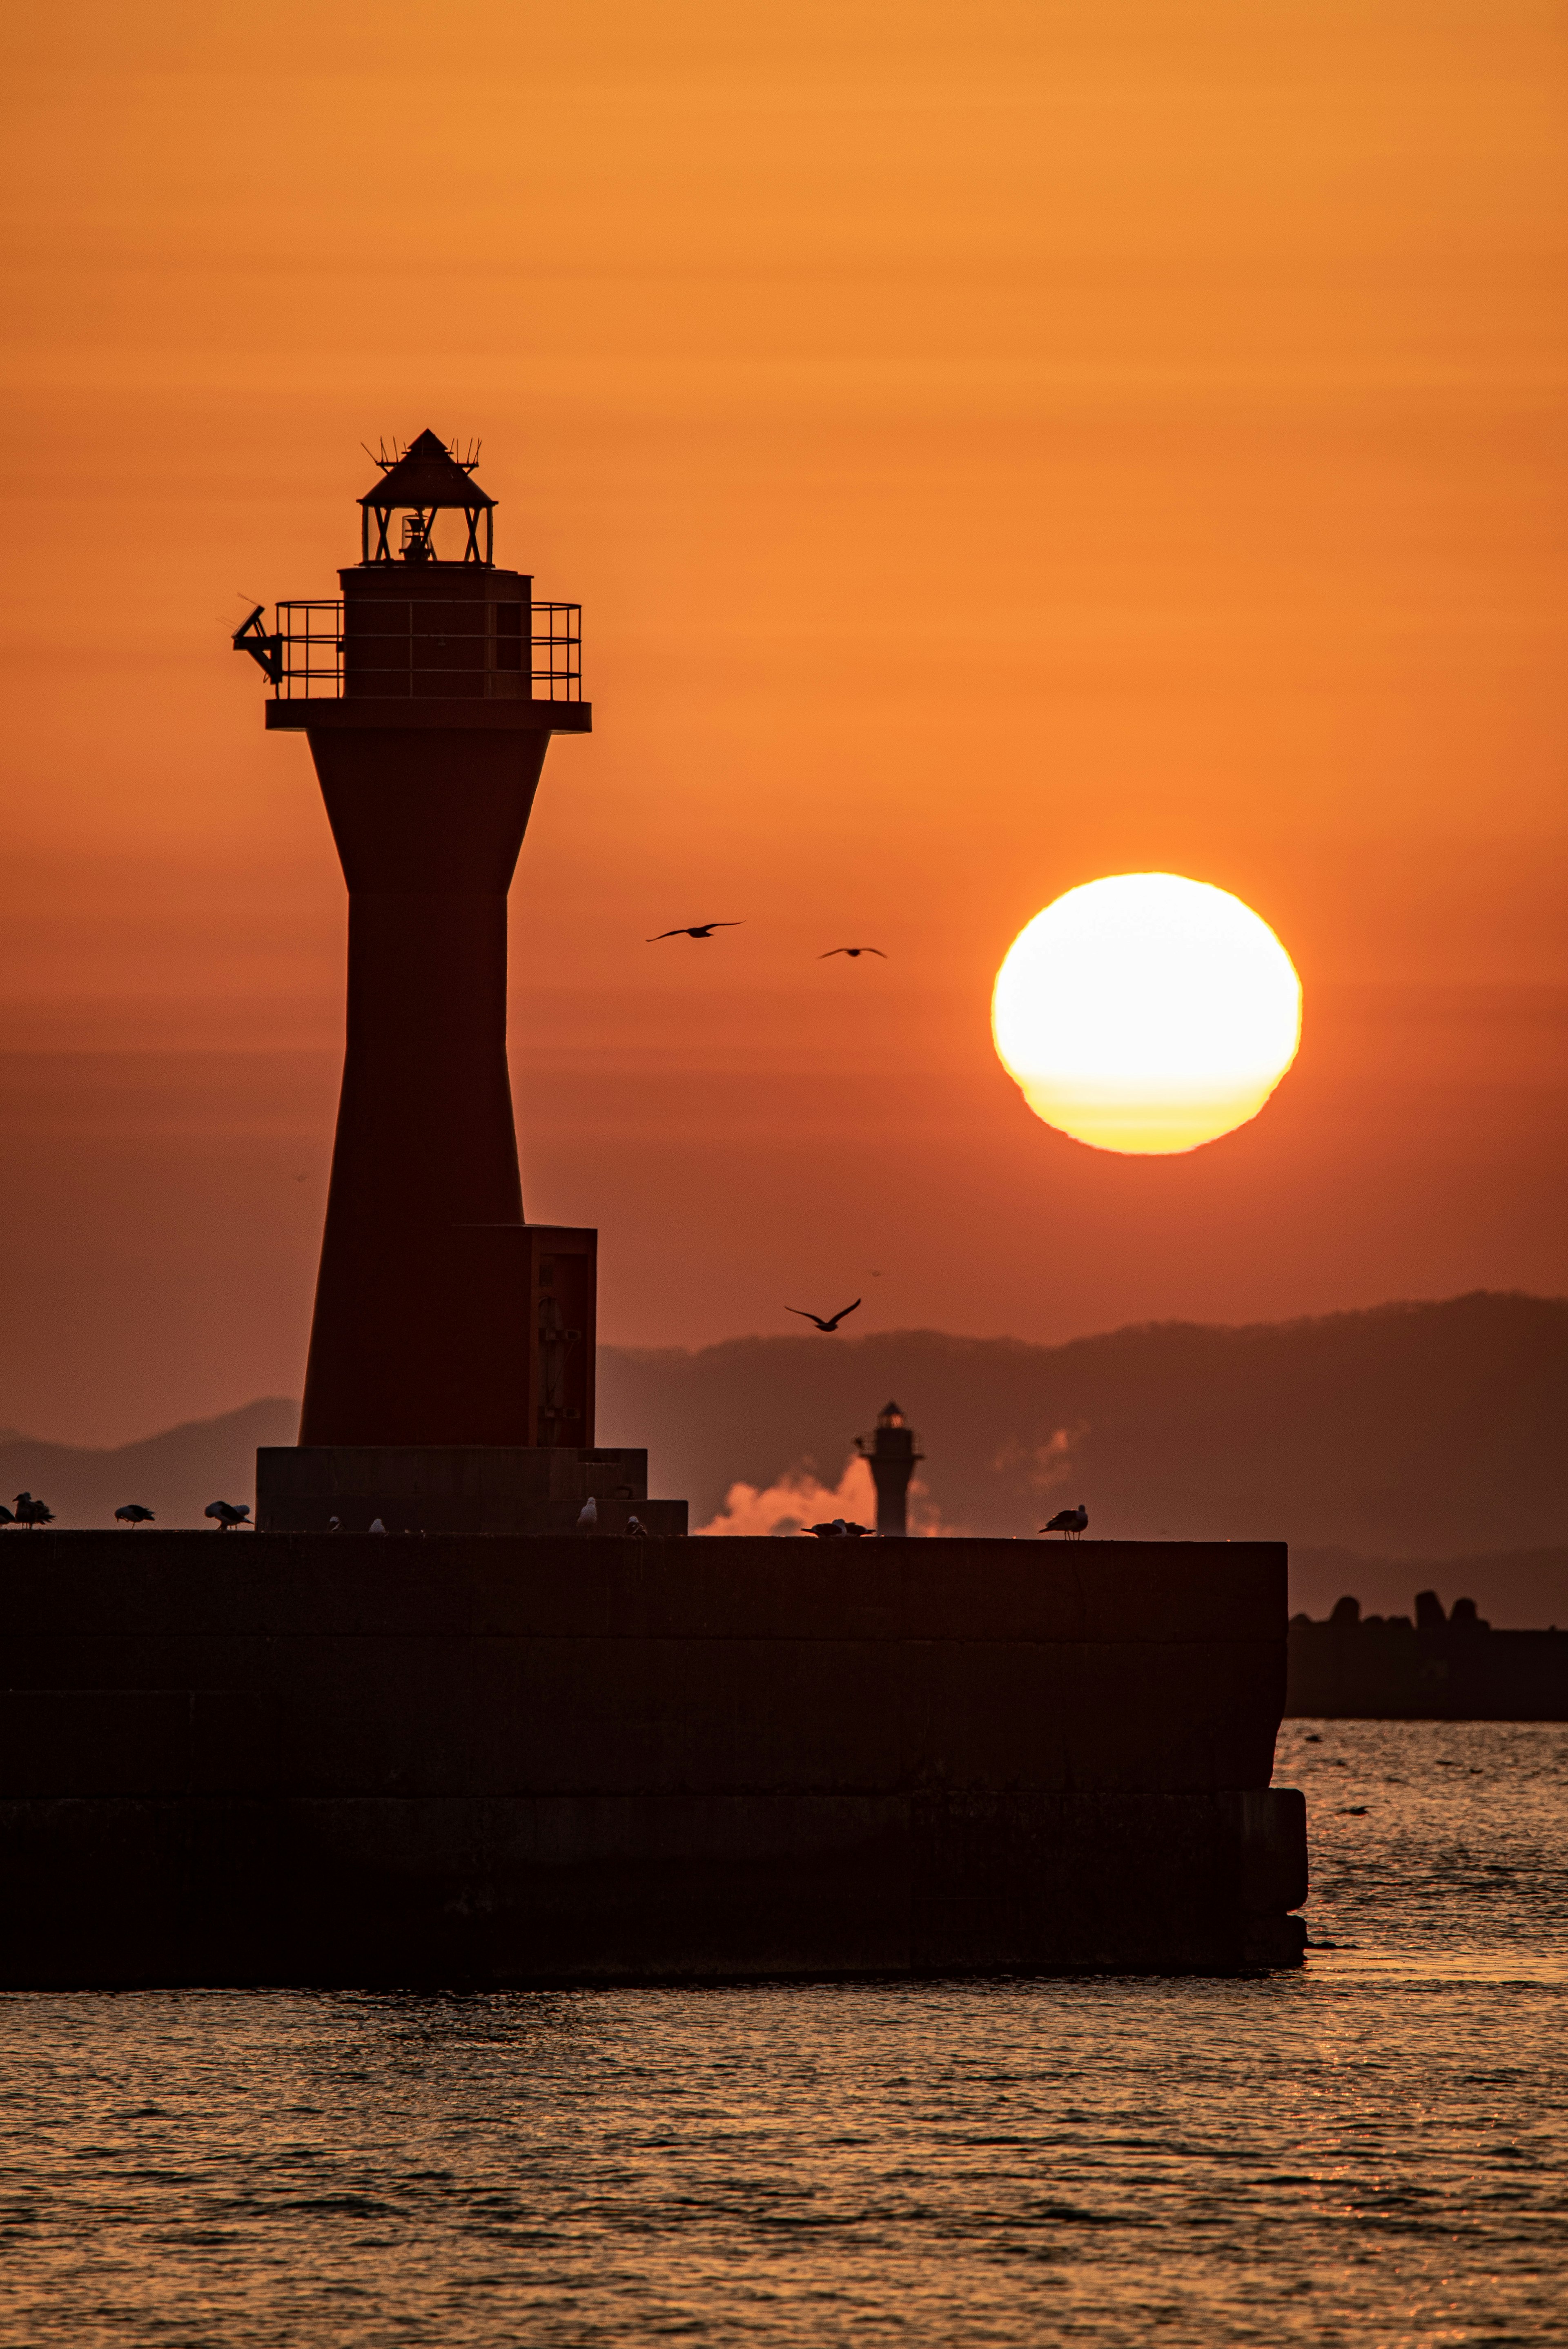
236, 432, 682, 1535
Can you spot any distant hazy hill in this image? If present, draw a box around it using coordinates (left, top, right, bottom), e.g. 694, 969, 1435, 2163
0, 1400, 298, 1530
600, 1291, 1566, 1565
3, 1298, 1561, 1617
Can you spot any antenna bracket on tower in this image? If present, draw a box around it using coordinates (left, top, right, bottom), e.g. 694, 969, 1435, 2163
232, 604, 282, 685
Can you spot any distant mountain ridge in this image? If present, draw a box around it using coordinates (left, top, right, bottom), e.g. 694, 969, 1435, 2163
0, 1299, 1561, 1617
599, 1291, 1565, 1563
0, 1400, 298, 1531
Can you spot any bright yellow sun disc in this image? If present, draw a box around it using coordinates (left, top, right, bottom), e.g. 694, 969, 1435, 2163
991, 874, 1302, 1155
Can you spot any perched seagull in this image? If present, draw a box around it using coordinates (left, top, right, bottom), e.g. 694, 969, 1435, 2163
0, 1505, 13, 1527
368, 1518, 387, 1535
803, 1517, 869, 1540
577, 1495, 599, 1533
13, 1493, 54, 1529
114, 1504, 155, 1525
204, 1500, 250, 1531
626, 1514, 648, 1539
819, 947, 887, 960
1040, 1504, 1088, 1542
786, 1299, 861, 1333
646, 923, 744, 942
327, 1516, 341, 1533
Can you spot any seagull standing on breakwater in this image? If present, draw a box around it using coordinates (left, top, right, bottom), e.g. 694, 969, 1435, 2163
12, 1493, 54, 1529
205, 1501, 250, 1530
577, 1496, 598, 1533
115, 1504, 155, 1525
1040, 1504, 1088, 1542
786, 1299, 862, 1333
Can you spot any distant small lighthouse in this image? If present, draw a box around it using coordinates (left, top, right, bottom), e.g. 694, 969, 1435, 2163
856, 1402, 923, 1538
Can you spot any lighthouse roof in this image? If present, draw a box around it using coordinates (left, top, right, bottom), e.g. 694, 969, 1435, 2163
360, 429, 495, 509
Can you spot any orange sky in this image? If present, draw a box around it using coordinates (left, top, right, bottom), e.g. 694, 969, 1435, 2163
2, 0, 1566, 1443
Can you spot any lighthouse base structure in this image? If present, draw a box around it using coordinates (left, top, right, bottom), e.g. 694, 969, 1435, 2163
0, 1537, 1307, 1985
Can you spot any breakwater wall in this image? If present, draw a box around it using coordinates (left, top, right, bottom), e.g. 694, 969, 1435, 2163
1288, 1596, 1568, 1719
0, 1534, 1305, 1984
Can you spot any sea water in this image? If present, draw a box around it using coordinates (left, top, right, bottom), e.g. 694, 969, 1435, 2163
1, 1722, 1564, 2345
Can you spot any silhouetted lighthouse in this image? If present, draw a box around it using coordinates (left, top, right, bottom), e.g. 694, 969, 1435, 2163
236, 433, 682, 1534
856, 1402, 922, 1538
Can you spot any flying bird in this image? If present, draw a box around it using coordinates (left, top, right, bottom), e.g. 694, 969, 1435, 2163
204, 1500, 250, 1530
114, 1504, 155, 1525
786, 1299, 861, 1333
646, 923, 743, 942
577, 1495, 599, 1532
819, 947, 886, 960
13, 1493, 54, 1529
1040, 1504, 1088, 1542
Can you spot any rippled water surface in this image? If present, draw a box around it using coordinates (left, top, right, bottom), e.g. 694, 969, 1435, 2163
3, 1722, 1566, 2345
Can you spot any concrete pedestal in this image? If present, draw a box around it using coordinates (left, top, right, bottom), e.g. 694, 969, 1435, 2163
256, 1445, 688, 1537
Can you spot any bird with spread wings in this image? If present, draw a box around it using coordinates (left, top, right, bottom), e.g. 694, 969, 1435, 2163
819, 946, 886, 959
646, 922, 744, 941
786, 1299, 862, 1333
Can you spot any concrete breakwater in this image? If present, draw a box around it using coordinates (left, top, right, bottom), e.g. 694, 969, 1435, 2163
0, 1535, 1306, 1984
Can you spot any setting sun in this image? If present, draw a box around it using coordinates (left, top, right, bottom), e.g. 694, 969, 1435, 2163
991, 875, 1302, 1155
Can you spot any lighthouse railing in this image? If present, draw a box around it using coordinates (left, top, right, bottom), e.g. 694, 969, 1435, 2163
269, 600, 583, 702
273, 602, 344, 698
